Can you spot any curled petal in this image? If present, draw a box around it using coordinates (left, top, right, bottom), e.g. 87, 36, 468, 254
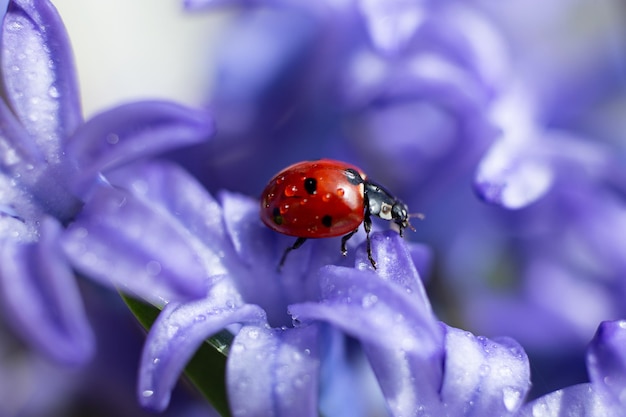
587, 320, 626, 407
475, 138, 554, 209
2, 0, 82, 160
66, 101, 215, 195
358, 0, 425, 53
516, 383, 621, 417
0, 217, 94, 364
138, 279, 267, 411
289, 263, 444, 416
440, 326, 531, 415
227, 324, 320, 417
62, 184, 211, 304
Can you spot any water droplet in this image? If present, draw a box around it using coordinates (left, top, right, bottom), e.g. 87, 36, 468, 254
284, 185, 298, 197
152, 358, 160, 365
194, 314, 206, 322
247, 328, 259, 339
361, 293, 378, 308
336, 188, 345, 197
502, 386, 522, 411
322, 192, 332, 202
142, 390, 154, 398
106, 133, 120, 144
145, 260, 162, 276
48, 85, 60, 98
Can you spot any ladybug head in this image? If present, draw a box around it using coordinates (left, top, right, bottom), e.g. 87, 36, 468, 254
364, 181, 416, 236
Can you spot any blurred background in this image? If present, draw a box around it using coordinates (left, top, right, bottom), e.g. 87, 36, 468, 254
4, 0, 626, 415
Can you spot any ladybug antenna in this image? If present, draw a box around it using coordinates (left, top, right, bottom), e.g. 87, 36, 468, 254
407, 212, 424, 233
410, 212, 425, 221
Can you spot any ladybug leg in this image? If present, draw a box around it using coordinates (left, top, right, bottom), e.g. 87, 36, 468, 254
363, 211, 377, 269
340, 228, 359, 256
278, 237, 307, 270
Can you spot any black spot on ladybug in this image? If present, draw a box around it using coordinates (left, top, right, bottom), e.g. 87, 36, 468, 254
321, 215, 332, 228
304, 177, 317, 195
272, 207, 283, 225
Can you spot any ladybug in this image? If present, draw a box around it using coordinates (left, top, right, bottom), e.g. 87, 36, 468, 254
260, 159, 418, 269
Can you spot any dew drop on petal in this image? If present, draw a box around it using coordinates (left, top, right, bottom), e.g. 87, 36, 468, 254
106, 133, 120, 144
361, 293, 378, 308
145, 260, 162, 276
502, 386, 522, 411
142, 390, 154, 398
48, 85, 60, 98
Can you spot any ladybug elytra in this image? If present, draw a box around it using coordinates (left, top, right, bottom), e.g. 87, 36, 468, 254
260, 159, 418, 269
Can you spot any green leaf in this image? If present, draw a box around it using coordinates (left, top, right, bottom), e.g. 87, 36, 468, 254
122, 294, 233, 417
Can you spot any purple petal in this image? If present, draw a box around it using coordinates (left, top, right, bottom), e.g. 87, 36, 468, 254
440, 326, 531, 415
318, 328, 387, 417
219, 191, 347, 326
138, 278, 267, 411
0, 217, 94, 364
408, 241, 433, 282
355, 231, 430, 302
587, 320, 626, 407
358, 0, 425, 53
474, 138, 554, 209
62, 176, 215, 304
516, 383, 621, 417
0, 98, 43, 170
66, 101, 215, 195
289, 265, 444, 415
0, 172, 42, 243
107, 161, 228, 257
2, 0, 82, 160
227, 324, 320, 417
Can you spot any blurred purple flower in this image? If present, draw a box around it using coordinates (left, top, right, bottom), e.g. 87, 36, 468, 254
451, 1, 626, 358
514, 319, 626, 417
173, 0, 505, 202
180, 0, 626, 377
0, 0, 214, 364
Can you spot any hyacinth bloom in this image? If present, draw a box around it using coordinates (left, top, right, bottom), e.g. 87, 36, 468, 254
61, 158, 626, 415
61, 159, 539, 415
0, 0, 214, 364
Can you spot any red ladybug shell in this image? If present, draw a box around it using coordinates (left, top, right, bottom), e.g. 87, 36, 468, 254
260, 159, 366, 238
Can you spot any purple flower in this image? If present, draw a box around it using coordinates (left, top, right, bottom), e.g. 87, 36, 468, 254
61, 159, 449, 414
0, 0, 214, 364
454, 1, 626, 357
514, 320, 626, 416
